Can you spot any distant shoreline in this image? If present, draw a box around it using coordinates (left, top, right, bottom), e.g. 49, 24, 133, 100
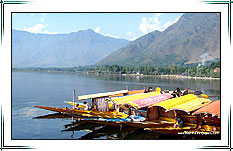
12, 69, 220, 80
101, 72, 220, 80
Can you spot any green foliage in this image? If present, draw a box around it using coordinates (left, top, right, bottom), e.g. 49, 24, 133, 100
14, 60, 220, 78
93, 60, 220, 78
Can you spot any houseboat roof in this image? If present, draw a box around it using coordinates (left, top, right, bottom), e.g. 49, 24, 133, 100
78, 90, 128, 100
112, 91, 161, 105
150, 94, 212, 113
193, 100, 220, 117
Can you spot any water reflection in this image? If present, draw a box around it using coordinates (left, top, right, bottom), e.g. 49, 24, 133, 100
33, 113, 220, 140
84, 73, 220, 96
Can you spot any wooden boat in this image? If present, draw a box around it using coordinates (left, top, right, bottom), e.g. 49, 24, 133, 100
86, 120, 172, 128
192, 100, 220, 131
33, 113, 72, 119
146, 94, 212, 123
114, 93, 173, 109
149, 94, 212, 113
80, 115, 145, 126
120, 94, 215, 134
125, 120, 174, 128
141, 99, 220, 135
85, 119, 173, 128
35, 105, 129, 119
82, 94, 212, 130
35, 88, 220, 137
65, 89, 146, 109
83, 116, 175, 128
35, 89, 161, 119
82, 93, 175, 128
111, 91, 162, 105
193, 100, 220, 117
64, 101, 86, 109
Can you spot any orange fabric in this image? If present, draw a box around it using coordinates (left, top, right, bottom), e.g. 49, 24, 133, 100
193, 100, 220, 117
127, 90, 144, 95
108, 90, 144, 97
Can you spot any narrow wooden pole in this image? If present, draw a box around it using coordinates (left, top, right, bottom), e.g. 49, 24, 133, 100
72, 89, 76, 122
73, 89, 76, 109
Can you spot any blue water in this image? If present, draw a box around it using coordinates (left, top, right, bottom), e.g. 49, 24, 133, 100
12, 71, 220, 139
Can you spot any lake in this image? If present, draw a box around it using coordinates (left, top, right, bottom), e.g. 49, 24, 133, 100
12, 71, 220, 139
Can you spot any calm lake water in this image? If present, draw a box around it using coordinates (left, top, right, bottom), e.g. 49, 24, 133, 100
12, 71, 220, 139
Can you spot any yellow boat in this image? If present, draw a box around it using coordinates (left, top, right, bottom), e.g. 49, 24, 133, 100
64, 101, 86, 109
35, 89, 152, 119
35, 105, 128, 119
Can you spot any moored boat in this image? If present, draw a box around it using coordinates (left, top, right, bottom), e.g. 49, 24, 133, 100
192, 100, 220, 132
85, 94, 214, 133
34, 88, 220, 137
35, 105, 129, 118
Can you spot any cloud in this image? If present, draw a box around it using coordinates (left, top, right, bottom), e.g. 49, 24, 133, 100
30, 13, 34, 16
162, 15, 181, 31
94, 27, 101, 33
42, 13, 46, 16
93, 27, 120, 39
163, 21, 173, 30
126, 32, 140, 41
24, 24, 48, 33
103, 33, 120, 39
138, 14, 182, 34
138, 20, 160, 34
138, 14, 162, 34
129, 36, 140, 41
23, 24, 57, 34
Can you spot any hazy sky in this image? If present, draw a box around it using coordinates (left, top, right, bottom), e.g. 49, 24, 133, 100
12, 13, 183, 40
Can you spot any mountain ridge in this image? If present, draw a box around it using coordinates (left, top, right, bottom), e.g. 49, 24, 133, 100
12, 29, 129, 67
98, 13, 220, 67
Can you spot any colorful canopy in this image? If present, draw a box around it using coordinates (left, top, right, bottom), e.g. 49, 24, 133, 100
112, 92, 161, 105
150, 94, 212, 113
192, 100, 220, 117
78, 90, 128, 100
109, 90, 144, 97
126, 93, 173, 109
128, 90, 145, 95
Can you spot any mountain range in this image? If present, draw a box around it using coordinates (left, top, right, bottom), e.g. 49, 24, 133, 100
13, 13, 220, 68
12, 29, 129, 67
98, 13, 220, 67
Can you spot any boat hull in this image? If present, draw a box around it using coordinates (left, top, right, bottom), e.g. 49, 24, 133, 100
35, 106, 128, 119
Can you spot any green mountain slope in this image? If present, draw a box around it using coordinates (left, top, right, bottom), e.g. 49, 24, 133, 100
98, 13, 220, 67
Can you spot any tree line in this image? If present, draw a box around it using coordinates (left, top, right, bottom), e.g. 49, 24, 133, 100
13, 61, 220, 78
91, 61, 220, 78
